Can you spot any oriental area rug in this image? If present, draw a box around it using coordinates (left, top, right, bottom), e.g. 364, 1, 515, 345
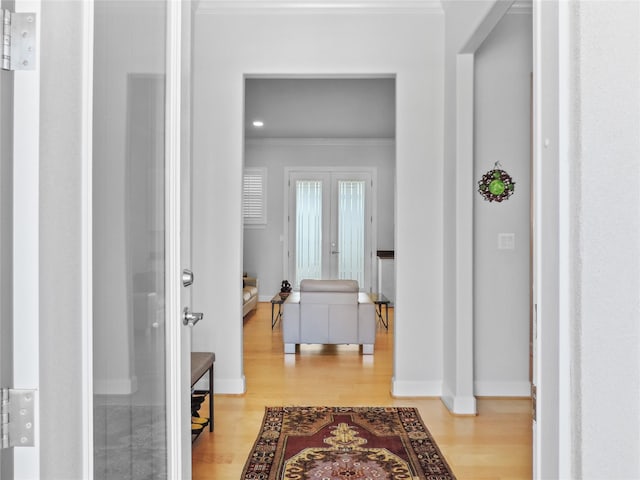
241, 406, 456, 480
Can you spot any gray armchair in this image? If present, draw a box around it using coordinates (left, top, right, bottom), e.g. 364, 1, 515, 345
282, 279, 375, 354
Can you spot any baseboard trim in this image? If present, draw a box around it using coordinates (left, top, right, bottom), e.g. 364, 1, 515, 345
214, 375, 246, 394
474, 380, 531, 397
391, 378, 441, 397
441, 383, 477, 415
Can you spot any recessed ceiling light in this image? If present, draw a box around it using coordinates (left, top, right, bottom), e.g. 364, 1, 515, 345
252, 120, 264, 127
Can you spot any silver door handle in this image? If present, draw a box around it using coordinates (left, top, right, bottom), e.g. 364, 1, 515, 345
182, 269, 194, 287
183, 307, 204, 327
331, 251, 340, 254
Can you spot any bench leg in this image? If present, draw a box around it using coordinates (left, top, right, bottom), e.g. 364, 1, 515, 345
362, 344, 374, 355
208, 365, 214, 431
284, 343, 296, 354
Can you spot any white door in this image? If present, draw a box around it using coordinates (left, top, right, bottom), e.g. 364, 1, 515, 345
92, 0, 193, 478
287, 169, 374, 291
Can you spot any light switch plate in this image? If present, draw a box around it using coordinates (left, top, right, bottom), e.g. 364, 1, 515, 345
498, 233, 515, 250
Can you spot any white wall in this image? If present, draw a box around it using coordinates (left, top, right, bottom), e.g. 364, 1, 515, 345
473, 12, 532, 396
567, 2, 640, 477
243, 139, 395, 299
192, 5, 445, 395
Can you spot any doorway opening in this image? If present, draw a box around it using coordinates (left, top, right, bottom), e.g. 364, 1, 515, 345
242, 76, 395, 299
241, 75, 396, 357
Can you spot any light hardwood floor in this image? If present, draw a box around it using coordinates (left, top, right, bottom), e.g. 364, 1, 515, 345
192, 301, 532, 479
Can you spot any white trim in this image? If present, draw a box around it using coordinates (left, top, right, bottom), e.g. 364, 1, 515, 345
509, 1, 532, 15
165, 0, 185, 477
557, 0, 571, 476
81, 2, 95, 477
441, 383, 477, 415
451, 52, 476, 415
532, 3, 542, 476
441, 395, 477, 415
246, 137, 395, 147
196, 0, 443, 15
474, 381, 532, 397
13, 0, 41, 477
460, 1, 514, 53
391, 379, 441, 397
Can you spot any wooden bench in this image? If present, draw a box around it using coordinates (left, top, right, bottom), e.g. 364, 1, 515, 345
191, 352, 215, 432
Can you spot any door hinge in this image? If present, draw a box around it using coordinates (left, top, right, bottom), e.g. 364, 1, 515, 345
1, 388, 36, 449
1, 10, 36, 71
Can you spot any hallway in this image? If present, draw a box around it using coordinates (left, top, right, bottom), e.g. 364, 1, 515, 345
192, 301, 532, 479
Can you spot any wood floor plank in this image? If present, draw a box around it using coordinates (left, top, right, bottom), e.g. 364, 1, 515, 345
192, 301, 532, 479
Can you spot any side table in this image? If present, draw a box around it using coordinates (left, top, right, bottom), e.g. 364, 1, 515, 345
369, 293, 390, 330
270, 292, 290, 328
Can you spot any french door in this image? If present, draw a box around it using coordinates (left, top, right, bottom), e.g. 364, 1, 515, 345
287, 169, 374, 292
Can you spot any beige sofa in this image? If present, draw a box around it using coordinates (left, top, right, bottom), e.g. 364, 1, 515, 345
282, 279, 375, 354
242, 276, 258, 317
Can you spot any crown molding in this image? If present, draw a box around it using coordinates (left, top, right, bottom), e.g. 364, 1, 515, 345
508, 0, 532, 14
197, 0, 443, 15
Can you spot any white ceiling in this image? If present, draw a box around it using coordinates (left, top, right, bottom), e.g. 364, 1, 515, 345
244, 77, 396, 139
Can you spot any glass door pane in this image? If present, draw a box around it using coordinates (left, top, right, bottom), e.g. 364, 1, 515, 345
337, 180, 366, 284
92, 1, 168, 479
295, 180, 323, 286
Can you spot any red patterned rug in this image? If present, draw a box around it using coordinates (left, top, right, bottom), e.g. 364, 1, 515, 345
241, 406, 456, 480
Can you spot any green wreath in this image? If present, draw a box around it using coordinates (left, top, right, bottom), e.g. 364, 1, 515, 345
478, 164, 515, 202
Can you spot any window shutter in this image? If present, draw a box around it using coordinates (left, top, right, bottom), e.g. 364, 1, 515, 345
243, 168, 267, 225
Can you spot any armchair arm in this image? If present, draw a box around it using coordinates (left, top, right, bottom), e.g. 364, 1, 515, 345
358, 293, 376, 344
243, 276, 258, 288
